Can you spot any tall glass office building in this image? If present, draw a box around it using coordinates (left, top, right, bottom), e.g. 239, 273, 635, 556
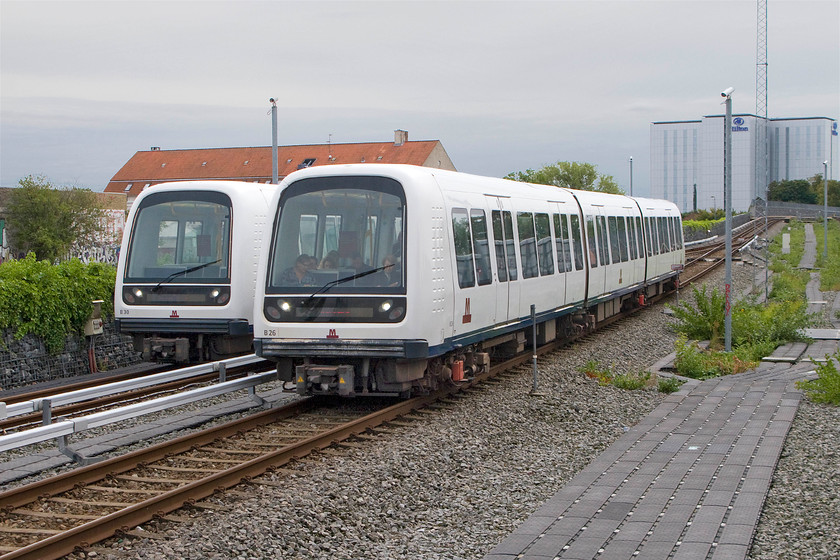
651, 116, 837, 213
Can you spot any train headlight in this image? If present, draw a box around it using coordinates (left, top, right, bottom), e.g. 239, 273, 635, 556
133, 288, 144, 298
388, 306, 405, 321
265, 299, 293, 321
210, 288, 230, 305
379, 300, 393, 313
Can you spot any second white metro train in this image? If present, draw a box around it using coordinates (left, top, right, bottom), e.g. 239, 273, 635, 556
253, 164, 684, 397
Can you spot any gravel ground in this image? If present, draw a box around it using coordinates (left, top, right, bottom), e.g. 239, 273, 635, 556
0, 257, 825, 559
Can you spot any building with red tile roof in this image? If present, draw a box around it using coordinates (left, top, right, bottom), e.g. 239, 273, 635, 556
105, 130, 455, 209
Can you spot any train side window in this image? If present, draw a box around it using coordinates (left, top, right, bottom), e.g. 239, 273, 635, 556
560, 214, 572, 272
535, 213, 554, 276
675, 217, 684, 249
553, 213, 571, 273
659, 217, 668, 253
627, 217, 637, 260
517, 212, 539, 279
451, 208, 476, 288
617, 216, 629, 262
608, 216, 621, 263
491, 210, 508, 282
586, 216, 598, 268
503, 211, 518, 280
470, 209, 492, 286
647, 217, 657, 256
570, 214, 584, 270
635, 216, 644, 258
596, 215, 610, 266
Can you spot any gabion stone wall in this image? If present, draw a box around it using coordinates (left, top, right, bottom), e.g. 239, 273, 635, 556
0, 321, 142, 391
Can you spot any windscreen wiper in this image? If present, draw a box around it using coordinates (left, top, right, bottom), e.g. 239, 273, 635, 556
152, 259, 222, 292
304, 264, 392, 302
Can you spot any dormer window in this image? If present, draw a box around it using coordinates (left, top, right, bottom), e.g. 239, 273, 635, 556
124, 183, 133, 192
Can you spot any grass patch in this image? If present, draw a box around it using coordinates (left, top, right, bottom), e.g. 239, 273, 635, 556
578, 359, 667, 392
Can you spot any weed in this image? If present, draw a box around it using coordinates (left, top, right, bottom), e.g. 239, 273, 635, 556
658, 377, 685, 394
578, 359, 612, 385
796, 351, 840, 406
611, 370, 653, 390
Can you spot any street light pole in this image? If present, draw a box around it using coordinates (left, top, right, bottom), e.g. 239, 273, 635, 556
270, 98, 278, 185
722, 87, 734, 353
629, 156, 633, 196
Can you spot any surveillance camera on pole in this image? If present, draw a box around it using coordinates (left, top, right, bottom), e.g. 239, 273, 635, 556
722, 87, 733, 352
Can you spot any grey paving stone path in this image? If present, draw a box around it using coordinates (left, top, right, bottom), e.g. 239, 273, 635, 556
484, 224, 829, 560
483, 360, 815, 560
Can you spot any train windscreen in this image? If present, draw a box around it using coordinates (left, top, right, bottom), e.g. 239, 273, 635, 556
124, 191, 232, 283
266, 176, 406, 295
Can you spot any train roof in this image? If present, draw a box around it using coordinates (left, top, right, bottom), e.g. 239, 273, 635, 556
280, 164, 678, 212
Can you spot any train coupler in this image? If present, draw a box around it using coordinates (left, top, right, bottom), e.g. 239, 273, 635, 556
296, 364, 355, 397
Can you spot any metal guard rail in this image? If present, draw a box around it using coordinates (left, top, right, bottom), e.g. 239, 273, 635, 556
0, 368, 277, 453
0, 354, 264, 420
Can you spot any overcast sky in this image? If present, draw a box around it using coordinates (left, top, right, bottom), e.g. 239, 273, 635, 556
1, 0, 838, 196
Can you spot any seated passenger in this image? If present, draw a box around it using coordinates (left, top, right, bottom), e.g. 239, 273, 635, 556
379, 254, 401, 287
319, 250, 340, 269
280, 254, 316, 286
350, 252, 373, 274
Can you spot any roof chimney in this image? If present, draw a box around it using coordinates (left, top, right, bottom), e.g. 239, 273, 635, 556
394, 129, 408, 146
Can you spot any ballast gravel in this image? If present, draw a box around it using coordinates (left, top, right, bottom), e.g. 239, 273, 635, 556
55, 262, 838, 559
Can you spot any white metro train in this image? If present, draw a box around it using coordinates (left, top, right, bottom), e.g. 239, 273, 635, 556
254, 164, 684, 397
115, 181, 275, 362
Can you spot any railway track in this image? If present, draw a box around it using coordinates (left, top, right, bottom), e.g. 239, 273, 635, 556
681, 217, 782, 286
0, 220, 779, 559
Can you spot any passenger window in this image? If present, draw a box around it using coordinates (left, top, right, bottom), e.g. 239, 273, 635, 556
675, 217, 684, 249
617, 217, 629, 262
503, 211, 518, 280
553, 214, 570, 273
471, 210, 492, 286
517, 212, 539, 279
659, 217, 668, 253
608, 217, 621, 264
635, 216, 644, 258
627, 217, 637, 260
451, 209, 475, 288
586, 216, 598, 269
491, 210, 508, 282
597, 215, 610, 266
535, 213, 554, 276
570, 214, 584, 270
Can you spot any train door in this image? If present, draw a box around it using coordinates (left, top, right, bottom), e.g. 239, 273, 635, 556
486, 196, 519, 323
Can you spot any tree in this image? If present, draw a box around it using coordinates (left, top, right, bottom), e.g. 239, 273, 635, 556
807, 174, 840, 208
768, 178, 816, 204
5, 175, 106, 262
505, 161, 624, 194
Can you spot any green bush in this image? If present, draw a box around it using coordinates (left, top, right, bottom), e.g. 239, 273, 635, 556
673, 335, 760, 379
0, 253, 116, 353
796, 352, 840, 406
